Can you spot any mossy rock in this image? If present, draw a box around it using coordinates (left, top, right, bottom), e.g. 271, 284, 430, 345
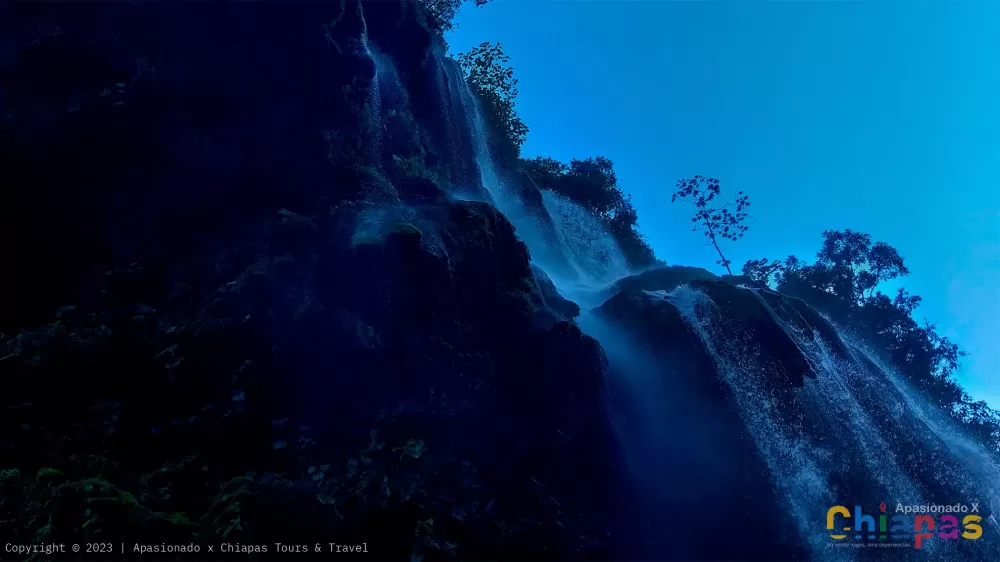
386, 223, 423, 254
36, 467, 66, 488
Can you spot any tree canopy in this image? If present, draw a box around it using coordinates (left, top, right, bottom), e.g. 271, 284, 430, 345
456, 41, 528, 164
420, 0, 492, 35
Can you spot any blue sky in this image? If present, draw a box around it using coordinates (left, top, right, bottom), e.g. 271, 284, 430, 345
448, 0, 999, 407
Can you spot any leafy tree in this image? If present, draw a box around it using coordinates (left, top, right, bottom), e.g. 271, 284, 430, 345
457, 41, 528, 163
859, 241, 909, 299
420, 0, 492, 35
816, 229, 872, 301
808, 230, 910, 304
742, 257, 785, 286
671, 175, 750, 275
892, 287, 922, 315
521, 156, 567, 179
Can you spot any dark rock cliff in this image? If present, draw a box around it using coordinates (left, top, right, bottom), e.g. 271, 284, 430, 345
0, 1, 626, 559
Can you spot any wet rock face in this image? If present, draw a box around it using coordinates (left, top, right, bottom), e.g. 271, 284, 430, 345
612, 265, 720, 295
691, 280, 815, 388
593, 289, 807, 560
598, 276, 1000, 562
3, 1, 382, 332
0, 1, 624, 559
531, 264, 581, 320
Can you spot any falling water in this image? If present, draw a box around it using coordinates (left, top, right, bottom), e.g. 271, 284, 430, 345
450, 63, 628, 298
359, 20, 407, 170
847, 340, 1000, 536
662, 285, 837, 558
432, 48, 481, 198
355, 44, 995, 560
646, 283, 999, 560
359, 21, 382, 161
746, 288, 925, 506
541, 190, 630, 290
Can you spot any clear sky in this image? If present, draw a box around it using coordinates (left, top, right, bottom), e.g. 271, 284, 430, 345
448, 0, 999, 407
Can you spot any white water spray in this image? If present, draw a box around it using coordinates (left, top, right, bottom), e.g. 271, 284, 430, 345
359, 19, 407, 169
359, 20, 382, 161
847, 340, 1000, 535
662, 285, 837, 558
747, 289, 929, 514
541, 190, 630, 289
452, 66, 629, 300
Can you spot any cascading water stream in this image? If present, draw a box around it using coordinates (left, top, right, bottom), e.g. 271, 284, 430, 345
360, 19, 407, 171
846, 339, 1000, 535
655, 283, 996, 559
801, 306, 1000, 533
432, 48, 483, 200
541, 190, 630, 293
355, 42, 1000, 559
660, 285, 838, 558
745, 288, 925, 506
450, 61, 629, 300
359, 20, 382, 161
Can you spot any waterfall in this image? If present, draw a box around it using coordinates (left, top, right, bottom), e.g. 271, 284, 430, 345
352, 42, 999, 560
662, 285, 837, 557
434, 48, 492, 202
579, 303, 806, 560
441, 56, 629, 300
635, 283, 1000, 560
746, 288, 925, 506
541, 190, 630, 292
359, 20, 382, 161
360, 21, 407, 170
847, 340, 1000, 536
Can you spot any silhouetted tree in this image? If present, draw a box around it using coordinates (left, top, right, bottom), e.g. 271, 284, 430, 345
521, 156, 567, 179
457, 41, 528, 163
816, 229, 872, 301
806, 230, 910, 304
859, 241, 909, 300
742, 257, 785, 287
421, 0, 492, 35
892, 287, 922, 315
671, 175, 750, 275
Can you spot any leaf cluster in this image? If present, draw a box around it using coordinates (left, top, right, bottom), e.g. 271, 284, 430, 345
671, 175, 750, 243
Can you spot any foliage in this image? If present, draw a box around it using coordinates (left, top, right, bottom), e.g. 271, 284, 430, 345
742, 231, 1000, 453
754, 229, 910, 307
457, 41, 529, 164
742, 257, 785, 287
521, 156, 658, 270
420, 0, 492, 35
671, 175, 751, 275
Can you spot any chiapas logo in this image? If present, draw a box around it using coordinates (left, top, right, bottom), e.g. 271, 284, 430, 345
826, 502, 984, 549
